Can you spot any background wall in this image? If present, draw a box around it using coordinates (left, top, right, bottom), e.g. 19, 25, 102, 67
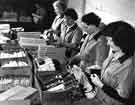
67, 0, 135, 25
0, 0, 57, 28
67, 0, 85, 21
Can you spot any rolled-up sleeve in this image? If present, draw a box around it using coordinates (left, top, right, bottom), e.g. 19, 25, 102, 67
116, 60, 134, 99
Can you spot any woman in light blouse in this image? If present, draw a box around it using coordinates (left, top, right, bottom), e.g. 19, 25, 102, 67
69, 13, 108, 69
44, 0, 66, 37
59, 8, 83, 58
72, 21, 135, 105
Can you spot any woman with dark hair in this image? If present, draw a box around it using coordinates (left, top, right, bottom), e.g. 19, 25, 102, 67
73, 21, 135, 105
69, 12, 108, 69
80, 12, 108, 68
58, 8, 83, 58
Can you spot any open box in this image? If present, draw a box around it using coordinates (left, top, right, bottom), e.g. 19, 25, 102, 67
0, 86, 38, 105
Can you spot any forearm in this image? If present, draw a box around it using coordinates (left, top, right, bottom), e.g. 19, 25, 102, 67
46, 28, 60, 35
63, 42, 76, 48
102, 84, 129, 104
95, 40, 108, 66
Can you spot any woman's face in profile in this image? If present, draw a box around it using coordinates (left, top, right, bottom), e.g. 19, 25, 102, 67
106, 36, 121, 52
64, 15, 74, 26
81, 22, 97, 35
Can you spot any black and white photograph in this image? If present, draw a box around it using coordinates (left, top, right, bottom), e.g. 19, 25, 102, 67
0, 0, 134, 105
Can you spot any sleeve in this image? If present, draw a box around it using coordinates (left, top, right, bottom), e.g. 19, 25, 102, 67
71, 28, 83, 46
102, 59, 134, 104
102, 84, 128, 104
95, 36, 109, 66
58, 23, 65, 43
116, 61, 134, 99
81, 39, 97, 62
80, 32, 98, 63
51, 17, 57, 29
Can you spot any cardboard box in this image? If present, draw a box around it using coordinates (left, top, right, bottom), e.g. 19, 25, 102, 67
0, 86, 37, 101
0, 86, 39, 105
0, 100, 30, 105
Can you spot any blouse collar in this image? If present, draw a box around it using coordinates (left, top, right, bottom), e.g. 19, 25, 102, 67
112, 50, 130, 64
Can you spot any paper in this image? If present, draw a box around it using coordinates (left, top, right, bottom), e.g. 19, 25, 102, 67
0, 33, 10, 44
0, 86, 24, 101
0, 24, 10, 33
47, 84, 65, 92
8, 87, 37, 100
38, 45, 66, 63
17, 32, 41, 40
0, 86, 37, 101
19, 37, 46, 48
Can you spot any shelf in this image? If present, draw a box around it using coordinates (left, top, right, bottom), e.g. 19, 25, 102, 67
0, 57, 27, 61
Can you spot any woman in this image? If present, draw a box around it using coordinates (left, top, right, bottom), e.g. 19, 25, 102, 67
59, 8, 83, 58
69, 12, 108, 69
43, 0, 66, 38
73, 21, 135, 105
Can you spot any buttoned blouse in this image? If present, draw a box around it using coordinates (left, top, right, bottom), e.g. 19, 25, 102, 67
79, 30, 108, 66
60, 23, 82, 47
96, 51, 135, 105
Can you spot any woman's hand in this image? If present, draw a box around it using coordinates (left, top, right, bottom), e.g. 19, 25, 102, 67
90, 74, 104, 88
71, 65, 83, 82
43, 29, 53, 35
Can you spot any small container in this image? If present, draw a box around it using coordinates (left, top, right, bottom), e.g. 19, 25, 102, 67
42, 87, 72, 105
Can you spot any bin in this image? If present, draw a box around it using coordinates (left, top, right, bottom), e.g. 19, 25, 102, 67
42, 87, 73, 105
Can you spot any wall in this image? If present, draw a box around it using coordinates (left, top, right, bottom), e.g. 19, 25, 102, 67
67, 0, 85, 21
68, 0, 135, 25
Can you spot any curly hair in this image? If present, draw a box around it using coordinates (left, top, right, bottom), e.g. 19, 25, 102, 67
102, 21, 135, 56
81, 12, 101, 27
63, 8, 78, 20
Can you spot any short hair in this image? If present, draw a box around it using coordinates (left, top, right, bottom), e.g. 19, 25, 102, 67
81, 12, 101, 27
64, 8, 78, 20
53, 0, 66, 11
102, 21, 135, 56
